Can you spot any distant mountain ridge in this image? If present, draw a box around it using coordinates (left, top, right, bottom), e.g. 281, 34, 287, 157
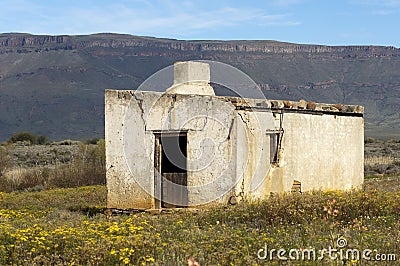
0, 33, 399, 141
2, 33, 400, 56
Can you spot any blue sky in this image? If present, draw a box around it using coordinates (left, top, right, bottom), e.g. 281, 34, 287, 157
0, 0, 399, 47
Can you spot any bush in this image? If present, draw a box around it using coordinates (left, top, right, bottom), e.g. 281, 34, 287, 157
9, 132, 37, 144
51, 141, 105, 188
8, 132, 49, 145
364, 137, 376, 144
36, 135, 48, 145
0, 167, 46, 192
85, 138, 100, 145
48, 140, 106, 188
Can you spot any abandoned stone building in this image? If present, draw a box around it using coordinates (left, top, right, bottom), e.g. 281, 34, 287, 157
105, 61, 364, 210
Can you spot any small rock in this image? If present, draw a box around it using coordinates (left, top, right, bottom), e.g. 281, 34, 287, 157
283, 100, 292, 108
355, 105, 364, 113
333, 104, 344, 111
306, 101, 316, 109
271, 100, 284, 108
298, 99, 307, 109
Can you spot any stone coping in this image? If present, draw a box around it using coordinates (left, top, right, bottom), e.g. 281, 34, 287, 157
106, 89, 364, 115
225, 96, 364, 115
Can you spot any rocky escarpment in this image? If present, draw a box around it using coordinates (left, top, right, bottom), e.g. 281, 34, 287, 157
1, 33, 400, 58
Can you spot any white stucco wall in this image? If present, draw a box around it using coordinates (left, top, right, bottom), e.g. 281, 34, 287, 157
275, 113, 364, 192
106, 90, 250, 208
105, 89, 364, 209
105, 90, 154, 209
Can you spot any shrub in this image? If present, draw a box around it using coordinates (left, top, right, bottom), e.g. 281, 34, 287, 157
364, 137, 376, 144
0, 167, 46, 192
8, 132, 49, 145
36, 135, 48, 145
9, 132, 37, 144
85, 137, 100, 145
57, 139, 73, 145
48, 141, 106, 188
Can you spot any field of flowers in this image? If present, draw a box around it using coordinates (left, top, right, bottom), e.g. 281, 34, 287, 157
0, 180, 399, 265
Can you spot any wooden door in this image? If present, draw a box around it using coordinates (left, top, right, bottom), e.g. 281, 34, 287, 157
154, 132, 188, 208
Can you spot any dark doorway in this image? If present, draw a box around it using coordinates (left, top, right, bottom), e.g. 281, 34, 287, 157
154, 133, 188, 208
161, 135, 187, 174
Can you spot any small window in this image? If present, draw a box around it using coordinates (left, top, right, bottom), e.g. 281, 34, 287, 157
267, 129, 283, 165
270, 133, 279, 164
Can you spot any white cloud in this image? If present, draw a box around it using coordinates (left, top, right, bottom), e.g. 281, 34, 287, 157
0, 0, 300, 38
32, 2, 299, 37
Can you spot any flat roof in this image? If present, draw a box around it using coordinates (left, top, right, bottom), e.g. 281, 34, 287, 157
106, 89, 364, 117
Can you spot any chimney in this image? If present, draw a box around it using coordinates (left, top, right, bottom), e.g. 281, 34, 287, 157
166, 61, 215, 96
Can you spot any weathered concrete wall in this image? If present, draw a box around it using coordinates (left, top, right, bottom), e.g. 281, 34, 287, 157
106, 89, 364, 209
106, 90, 250, 208
234, 110, 276, 201
105, 90, 158, 209
271, 113, 364, 192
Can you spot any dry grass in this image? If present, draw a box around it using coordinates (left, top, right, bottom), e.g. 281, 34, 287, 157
364, 175, 400, 192
364, 155, 397, 165
364, 139, 400, 177
0, 141, 105, 192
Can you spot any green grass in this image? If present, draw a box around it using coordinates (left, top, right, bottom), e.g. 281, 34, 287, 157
0, 180, 399, 265
0, 185, 106, 211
